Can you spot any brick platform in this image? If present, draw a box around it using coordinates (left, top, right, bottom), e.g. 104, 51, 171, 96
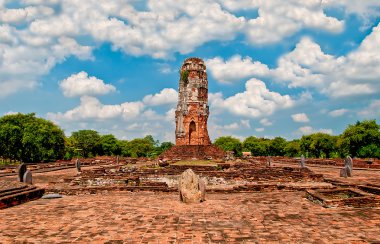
1, 157, 379, 242
0, 180, 45, 209
0, 192, 379, 243
159, 145, 226, 160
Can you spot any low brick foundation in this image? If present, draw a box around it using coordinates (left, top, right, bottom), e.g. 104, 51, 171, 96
159, 145, 226, 160
306, 188, 380, 208
0, 181, 45, 209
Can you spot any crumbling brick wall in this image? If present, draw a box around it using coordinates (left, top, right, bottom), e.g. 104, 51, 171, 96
175, 58, 211, 146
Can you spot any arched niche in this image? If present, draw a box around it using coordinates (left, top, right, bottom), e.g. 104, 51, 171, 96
189, 121, 196, 144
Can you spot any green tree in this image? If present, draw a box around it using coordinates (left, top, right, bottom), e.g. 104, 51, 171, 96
127, 137, 155, 158
268, 137, 287, 156
214, 136, 242, 156
301, 133, 337, 158
155, 141, 174, 155
63, 136, 76, 160
338, 120, 380, 158
0, 113, 65, 162
70, 130, 101, 157
284, 140, 301, 157
100, 134, 120, 156
119, 140, 130, 157
243, 136, 270, 156
143, 135, 159, 147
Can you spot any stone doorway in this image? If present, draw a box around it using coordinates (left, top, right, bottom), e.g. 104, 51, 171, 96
189, 121, 196, 144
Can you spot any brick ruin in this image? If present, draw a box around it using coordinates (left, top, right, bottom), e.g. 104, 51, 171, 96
160, 58, 225, 160
175, 57, 211, 146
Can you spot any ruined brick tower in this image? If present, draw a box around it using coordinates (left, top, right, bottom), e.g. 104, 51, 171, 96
175, 58, 211, 146
159, 58, 225, 160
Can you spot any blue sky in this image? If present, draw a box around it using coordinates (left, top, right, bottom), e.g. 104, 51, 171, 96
1, 0, 380, 142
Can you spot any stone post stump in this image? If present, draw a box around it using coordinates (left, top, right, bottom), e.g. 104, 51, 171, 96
18, 163, 27, 182
178, 169, 206, 203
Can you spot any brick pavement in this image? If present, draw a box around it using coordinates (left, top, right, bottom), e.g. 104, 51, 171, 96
1, 191, 379, 243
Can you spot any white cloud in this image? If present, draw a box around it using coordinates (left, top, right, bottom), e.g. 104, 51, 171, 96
143, 88, 178, 106
359, 100, 380, 118
238, 0, 343, 44
273, 25, 380, 98
260, 118, 273, 126
46, 87, 179, 141
210, 121, 242, 132
206, 55, 269, 83
158, 63, 176, 74
0, 0, 363, 97
0, 27, 93, 97
165, 108, 176, 122
297, 126, 333, 135
255, 128, 265, 132
47, 96, 144, 121
208, 23, 380, 98
210, 78, 295, 118
323, 1, 380, 24
329, 109, 348, 117
0, 1, 377, 97
59, 71, 116, 97
3, 111, 18, 116
223, 122, 239, 130
240, 119, 251, 129
219, 0, 344, 44
291, 113, 310, 123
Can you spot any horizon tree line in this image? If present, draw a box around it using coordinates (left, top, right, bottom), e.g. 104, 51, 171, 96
0, 113, 379, 164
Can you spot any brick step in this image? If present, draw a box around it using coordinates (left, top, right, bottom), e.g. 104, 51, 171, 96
0, 185, 32, 198
0, 187, 45, 209
47, 186, 177, 195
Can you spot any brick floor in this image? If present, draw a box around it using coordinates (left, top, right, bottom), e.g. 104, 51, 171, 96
1, 191, 379, 243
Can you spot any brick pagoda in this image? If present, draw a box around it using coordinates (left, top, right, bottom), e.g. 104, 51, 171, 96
175, 57, 211, 146
160, 58, 225, 160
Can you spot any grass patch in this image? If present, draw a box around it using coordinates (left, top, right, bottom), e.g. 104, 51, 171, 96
173, 160, 217, 166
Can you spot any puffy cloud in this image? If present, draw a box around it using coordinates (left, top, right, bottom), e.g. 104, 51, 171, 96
322, 0, 380, 20
0, 0, 354, 97
291, 113, 310, 123
0, 6, 54, 24
296, 126, 333, 135
210, 78, 295, 118
3, 111, 18, 116
0, 29, 93, 97
143, 88, 178, 106
220, 0, 344, 44
255, 128, 264, 132
59, 72, 116, 97
240, 119, 251, 129
328, 109, 348, 117
47, 96, 144, 121
359, 100, 380, 118
223, 122, 239, 130
260, 118, 272, 126
46, 87, 180, 140
272, 37, 341, 89
219, 0, 380, 43
208, 23, 380, 98
274, 25, 380, 97
206, 55, 269, 83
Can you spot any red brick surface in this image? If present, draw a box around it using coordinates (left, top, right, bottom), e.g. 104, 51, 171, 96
1, 157, 380, 243
1, 191, 379, 243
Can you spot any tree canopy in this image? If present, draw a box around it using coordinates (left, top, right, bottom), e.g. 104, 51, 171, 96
70, 130, 101, 158
1, 113, 379, 162
214, 136, 242, 156
338, 120, 380, 158
0, 113, 65, 162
